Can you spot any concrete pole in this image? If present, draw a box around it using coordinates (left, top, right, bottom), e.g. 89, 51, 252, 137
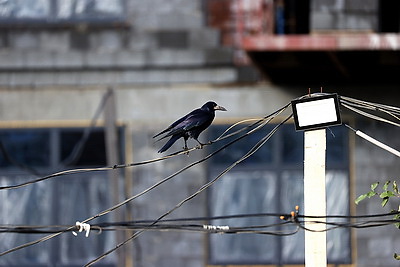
104, 88, 125, 267
304, 129, 327, 267
123, 122, 135, 267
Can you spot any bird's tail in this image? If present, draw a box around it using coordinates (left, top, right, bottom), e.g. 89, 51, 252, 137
153, 128, 170, 139
158, 135, 180, 153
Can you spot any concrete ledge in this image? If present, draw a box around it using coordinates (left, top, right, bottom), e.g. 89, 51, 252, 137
0, 67, 237, 87
0, 48, 234, 70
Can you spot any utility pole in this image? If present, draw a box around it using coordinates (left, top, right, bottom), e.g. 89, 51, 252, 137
292, 93, 341, 267
123, 122, 135, 267
304, 129, 327, 267
104, 88, 125, 267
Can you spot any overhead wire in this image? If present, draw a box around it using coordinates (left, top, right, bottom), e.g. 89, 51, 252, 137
85, 109, 293, 266
0, 89, 110, 179
340, 96, 400, 127
340, 96, 400, 115
341, 102, 400, 128
1, 211, 399, 235
0, 103, 291, 191
87, 94, 400, 265
339, 95, 400, 157
0, 141, 41, 176
60, 89, 111, 167
3, 94, 399, 264
344, 124, 400, 158
0, 103, 292, 260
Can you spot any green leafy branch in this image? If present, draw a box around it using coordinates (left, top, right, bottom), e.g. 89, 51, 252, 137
355, 181, 399, 207
355, 180, 400, 260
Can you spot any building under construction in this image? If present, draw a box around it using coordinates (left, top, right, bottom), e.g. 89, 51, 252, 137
0, 0, 399, 266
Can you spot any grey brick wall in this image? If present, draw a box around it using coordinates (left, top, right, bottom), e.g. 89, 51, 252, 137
0, 1, 398, 266
0, 0, 249, 88
311, 0, 379, 31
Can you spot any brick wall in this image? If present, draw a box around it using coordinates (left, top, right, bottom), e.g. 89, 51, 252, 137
0, 0, 256, 88
311, 0, 379, 31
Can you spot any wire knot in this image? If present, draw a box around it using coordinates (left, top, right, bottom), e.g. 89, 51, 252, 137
280, 205, 300, 223
72, 221, 91, 237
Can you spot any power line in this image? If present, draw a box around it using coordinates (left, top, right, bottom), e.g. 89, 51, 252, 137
61, 89, 111, 167
0, 89, 110, 178
0, 103, 291, 191
0, 141, 41, 176
2, 94, 399, 264
340, 96, 400, 127
85, 110, 293, 266
1, 210, 399, 235
344, 124, 400, 158
0, 102, 292, 260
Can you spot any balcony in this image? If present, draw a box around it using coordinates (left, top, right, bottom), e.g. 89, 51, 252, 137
207, 0, 400, 85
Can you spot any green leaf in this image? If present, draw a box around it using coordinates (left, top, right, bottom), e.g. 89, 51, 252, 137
371, 182, 379, 191
366, 191, 377, 198
394, 253, 400, 260
383, 180, 391, 191
380, 191, 396, 198
381, 197, 389, 207
393, 181, 399, 194
394, 213, 400, 229
355, 194, 368, 205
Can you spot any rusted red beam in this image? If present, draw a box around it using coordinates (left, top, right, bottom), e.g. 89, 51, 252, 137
242, 33, 400, 51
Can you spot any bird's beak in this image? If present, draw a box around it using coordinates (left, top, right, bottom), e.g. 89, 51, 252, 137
214, 105, 227, 111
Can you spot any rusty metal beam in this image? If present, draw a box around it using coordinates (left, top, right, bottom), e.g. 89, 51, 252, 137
242, 33, 400, 51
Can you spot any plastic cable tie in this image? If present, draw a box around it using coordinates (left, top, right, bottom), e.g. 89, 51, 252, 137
203, 225, 230, 231
72, 221, 91, 237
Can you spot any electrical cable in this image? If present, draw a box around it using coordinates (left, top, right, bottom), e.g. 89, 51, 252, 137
2, 94, 399, 263
0, 89, 110, 179
344, 124, 400, 158
0, 103, 292, 260
85, 112, 293, 266
0, 141, 41, 176
341, 102, 400, 128
1, 94, 399, 263
60, 89, 111, 167
340, 96, 400, 115
0, 103, 291, 191
340, 96, 400, 127
1, 211, 399, 234
86, 94, 400, 265
341, 100, 400, 121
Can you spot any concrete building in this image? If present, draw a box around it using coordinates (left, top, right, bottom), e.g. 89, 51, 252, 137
0, 0, 399, 266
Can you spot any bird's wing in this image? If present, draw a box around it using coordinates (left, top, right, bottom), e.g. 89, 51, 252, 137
160, 111, 211, 138
153, 108, 203, 139
153, 111, 195, 138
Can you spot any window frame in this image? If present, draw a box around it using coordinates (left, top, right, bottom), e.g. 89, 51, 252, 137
0, 123, 126, 266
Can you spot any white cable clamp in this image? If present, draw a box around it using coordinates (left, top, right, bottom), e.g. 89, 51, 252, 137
72, 221, 91, 237
203, 225, 230, 231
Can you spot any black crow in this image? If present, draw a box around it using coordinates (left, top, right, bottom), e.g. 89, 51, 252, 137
153, 101, 227, 153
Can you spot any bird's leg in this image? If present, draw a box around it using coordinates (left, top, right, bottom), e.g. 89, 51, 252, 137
183, 138, 189, 155
194, 138, 206, 149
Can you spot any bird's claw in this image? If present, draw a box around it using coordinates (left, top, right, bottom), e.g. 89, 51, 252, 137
195, 143, 204, 150
195, 140, 211, 150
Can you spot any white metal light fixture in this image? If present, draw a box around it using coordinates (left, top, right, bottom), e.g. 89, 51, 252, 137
291, 94, 342, 131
